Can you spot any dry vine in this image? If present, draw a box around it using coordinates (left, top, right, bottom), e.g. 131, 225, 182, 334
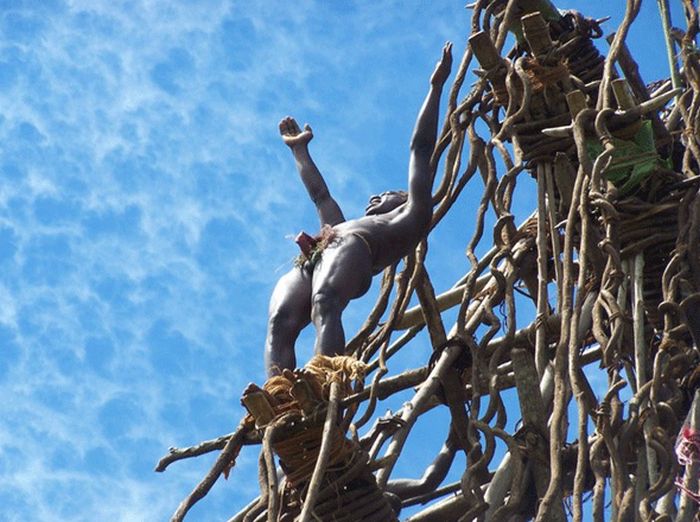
158, 1, 700, 520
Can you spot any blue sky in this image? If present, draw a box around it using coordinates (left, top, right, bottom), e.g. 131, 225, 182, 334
0, 1, 683, 521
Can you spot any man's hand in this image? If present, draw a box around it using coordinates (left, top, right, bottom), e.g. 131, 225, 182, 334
430, 42, 453, 87
279, 116, 313, 150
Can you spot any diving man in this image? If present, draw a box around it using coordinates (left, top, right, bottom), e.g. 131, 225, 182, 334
265, 43, 453, 377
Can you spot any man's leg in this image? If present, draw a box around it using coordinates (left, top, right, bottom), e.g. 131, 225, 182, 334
310, 237, 373, 357
264, 267, 312, 377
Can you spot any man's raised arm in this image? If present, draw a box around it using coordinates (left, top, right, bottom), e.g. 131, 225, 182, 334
406, 42, 453, 220
279, 117, 345, 227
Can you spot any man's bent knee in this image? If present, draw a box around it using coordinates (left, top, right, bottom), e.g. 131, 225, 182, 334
268, 303, 308, 335
311, 290, 342, 319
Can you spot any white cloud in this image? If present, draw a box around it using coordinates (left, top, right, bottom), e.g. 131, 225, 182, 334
0, 1, 472, 520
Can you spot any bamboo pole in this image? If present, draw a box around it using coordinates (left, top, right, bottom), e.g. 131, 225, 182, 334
299, 382, 341, 522
535, 162, 551, 378
656, 0, 682, 96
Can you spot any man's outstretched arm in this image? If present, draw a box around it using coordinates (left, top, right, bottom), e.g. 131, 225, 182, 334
406, 42, 452, 221
279, 117, 345, 227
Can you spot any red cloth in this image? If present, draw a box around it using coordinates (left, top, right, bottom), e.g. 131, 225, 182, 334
295, 231, 318, 258
675, 426, 700, 503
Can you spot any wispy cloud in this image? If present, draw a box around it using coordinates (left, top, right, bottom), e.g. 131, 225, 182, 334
2, 0, 680, 517
0, 1, 475, 520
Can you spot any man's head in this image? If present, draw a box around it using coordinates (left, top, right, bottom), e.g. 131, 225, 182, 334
365, 190, 408, 216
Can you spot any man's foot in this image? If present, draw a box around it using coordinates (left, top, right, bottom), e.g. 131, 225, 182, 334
242, 382, 263, 396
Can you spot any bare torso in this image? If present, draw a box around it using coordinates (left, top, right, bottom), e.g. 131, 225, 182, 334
331, 203, 430, 273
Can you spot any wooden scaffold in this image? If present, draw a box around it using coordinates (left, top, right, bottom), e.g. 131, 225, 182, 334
157, 0, 700, 520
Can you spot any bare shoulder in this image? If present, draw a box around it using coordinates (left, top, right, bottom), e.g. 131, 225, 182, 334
338, 205, 428, 235
333, 207, 427, 268
334, 212, 395, 235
